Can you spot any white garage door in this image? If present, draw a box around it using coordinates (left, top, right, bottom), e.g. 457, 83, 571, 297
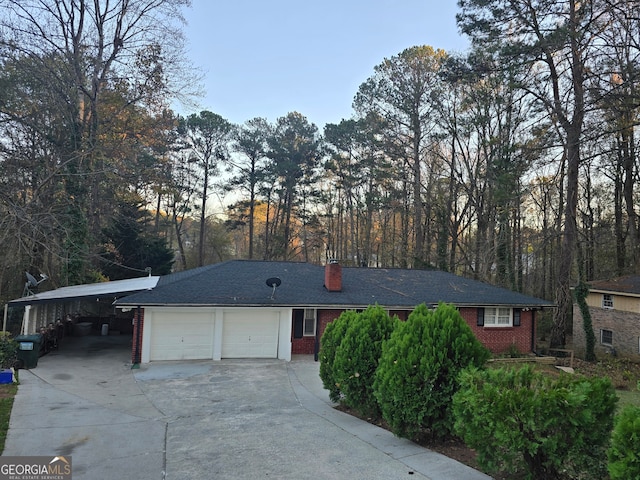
222, 311, 280, 358
149, 312, 214, 361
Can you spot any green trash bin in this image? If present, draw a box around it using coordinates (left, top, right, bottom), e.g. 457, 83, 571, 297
15, 334, 43, 369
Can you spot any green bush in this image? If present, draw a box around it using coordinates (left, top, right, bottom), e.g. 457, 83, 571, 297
0, 333, 17, 369
319, 310, 354, 402
332, 305, 396, 417
453, 366, 618, 480
608, 405, 640, 479
374, 303, 490, 440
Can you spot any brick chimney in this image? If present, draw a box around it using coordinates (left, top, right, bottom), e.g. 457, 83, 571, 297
324, 260, 342, 292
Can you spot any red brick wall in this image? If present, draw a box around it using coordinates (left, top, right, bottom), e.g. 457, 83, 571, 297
318, 309, 345, 339
292, 307, 534, 356
389, 310, 409, 321
291, 309, 345, 355
131, 308, 145, 363
291, 335, 315, 354
459, 307, 534, 355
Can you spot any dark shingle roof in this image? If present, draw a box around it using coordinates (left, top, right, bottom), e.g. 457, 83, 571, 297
588, 275, 640, 296
115, 260, 554, 309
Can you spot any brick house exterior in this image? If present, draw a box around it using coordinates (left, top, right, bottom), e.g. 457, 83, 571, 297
461, 307, 536, 354
116, 260, 554, 363
288, 261, 542, 356
572, 275, 640, 361
288, 261, 545, 357
11, 261, 552, 364
291, 305, 537, 357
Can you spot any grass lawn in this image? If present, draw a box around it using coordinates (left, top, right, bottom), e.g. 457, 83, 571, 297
490, 356, 640, 410
0, 383, 17, 453
568, 357, 640, 411
616, 389, 640, 410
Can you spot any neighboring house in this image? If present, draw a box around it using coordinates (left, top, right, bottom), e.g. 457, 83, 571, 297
110, 260, 554, 364
572, 275, 640, 361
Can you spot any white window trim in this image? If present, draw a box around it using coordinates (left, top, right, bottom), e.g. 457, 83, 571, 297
600, 329, 613, 346
303, 309, 316, 337
602, 294, 613, 309
483, 307, 512, 327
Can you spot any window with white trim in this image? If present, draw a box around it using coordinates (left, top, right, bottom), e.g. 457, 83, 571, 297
601, 329, 613, 346
484, 307, 512, 327
303, 309, 316, 336
602, 294, 613, 309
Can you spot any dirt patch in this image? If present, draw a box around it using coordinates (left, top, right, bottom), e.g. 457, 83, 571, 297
0, 384, 17, 400
571, 358, 640, 390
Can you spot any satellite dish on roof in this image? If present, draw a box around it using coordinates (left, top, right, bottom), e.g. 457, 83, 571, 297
266, 277, 282, 300
23, 271, 48, 297
26, 272, 39, 288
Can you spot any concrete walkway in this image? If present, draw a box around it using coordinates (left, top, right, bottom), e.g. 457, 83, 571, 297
4, 335, 491, 480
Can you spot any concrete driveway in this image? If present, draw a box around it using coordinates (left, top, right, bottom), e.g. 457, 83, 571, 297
4, 335, 491, 480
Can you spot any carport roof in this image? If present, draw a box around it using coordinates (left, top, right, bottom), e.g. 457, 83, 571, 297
114, 260, 554, 309
8, 276, 160, 307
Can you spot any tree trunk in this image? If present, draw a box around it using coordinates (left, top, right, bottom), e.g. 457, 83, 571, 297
248, 178, 256, 260
622, 123, 639, 271
550, 129, 580, 348
198, 167, 208, 267
413, 126, 424, 267
550, 0, 585, 348
173, 212, 188, 270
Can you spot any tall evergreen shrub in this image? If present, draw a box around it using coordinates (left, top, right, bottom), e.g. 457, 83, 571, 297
453, 366, 618, 479
374, 303, 489, 440
608, 405, 640, 480
332, 305, 396, 417
319, 310, 355, 402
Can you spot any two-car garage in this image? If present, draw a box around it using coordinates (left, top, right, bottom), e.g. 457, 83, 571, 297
142, 307, 291, 363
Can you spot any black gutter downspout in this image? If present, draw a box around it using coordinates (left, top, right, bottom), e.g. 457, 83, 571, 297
132, 306, 142, 368
314, 314, 320, 362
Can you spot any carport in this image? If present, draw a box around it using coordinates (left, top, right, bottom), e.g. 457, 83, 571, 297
4, 276, 159, 362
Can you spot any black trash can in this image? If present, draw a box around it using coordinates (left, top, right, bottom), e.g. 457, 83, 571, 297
15, 334, 43, 369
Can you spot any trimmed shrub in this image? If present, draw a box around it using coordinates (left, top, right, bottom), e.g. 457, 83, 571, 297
319, 310, 354, 402
374, 303, 490, 440
453, 366, 618, 480
0, 333, 17, 369
608, 405, 640, 480
332, 305, 396, 417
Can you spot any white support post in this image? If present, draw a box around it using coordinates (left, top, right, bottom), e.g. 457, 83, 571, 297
22, 305, 31, 335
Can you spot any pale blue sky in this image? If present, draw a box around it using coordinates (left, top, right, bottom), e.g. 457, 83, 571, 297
182, 1, 469, 128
